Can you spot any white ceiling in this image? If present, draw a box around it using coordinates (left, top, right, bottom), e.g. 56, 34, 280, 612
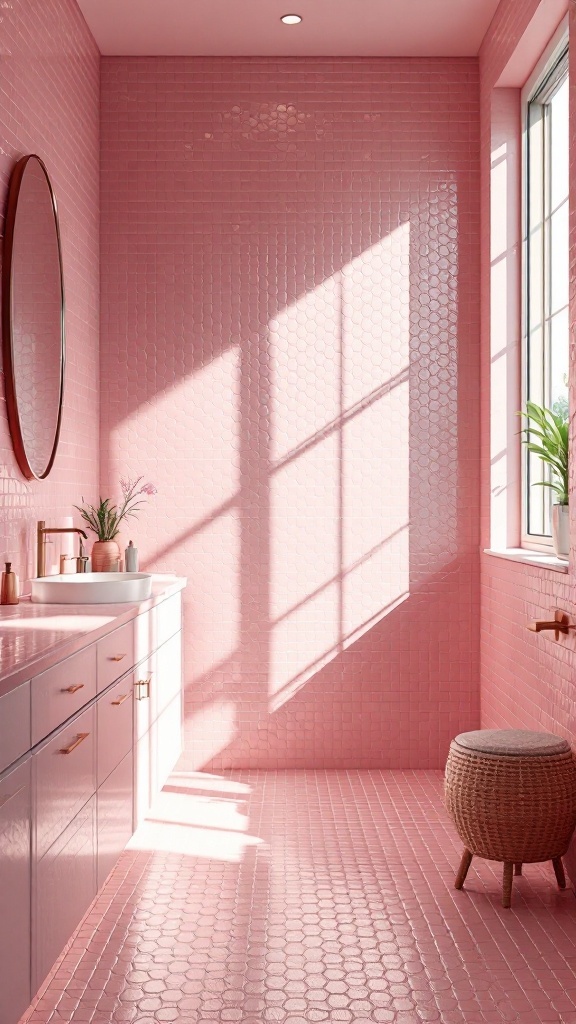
77, 0, 502, 57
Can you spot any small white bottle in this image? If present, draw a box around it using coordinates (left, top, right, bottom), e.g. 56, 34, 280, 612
125, 540, 139, 573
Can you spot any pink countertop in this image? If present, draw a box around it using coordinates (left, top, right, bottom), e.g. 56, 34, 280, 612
0, 575, 186, 699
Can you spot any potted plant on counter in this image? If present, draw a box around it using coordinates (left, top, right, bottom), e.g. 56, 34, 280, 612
519, 401, 569, 560
75, 476, 157, 572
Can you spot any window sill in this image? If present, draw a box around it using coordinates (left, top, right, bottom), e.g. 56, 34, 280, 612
484, 548, 569, 573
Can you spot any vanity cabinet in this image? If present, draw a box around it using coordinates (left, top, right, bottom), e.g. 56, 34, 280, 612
0, 680, 31, 773
97, 752, 133, 889
97, 674, 134, 786
133, 630, 183, 824
0, 757, 32, 1024
34, 704, 96, 859
0, 580, 184, 1024
133, 593, 183, 825
32, 644, 97, 747
154, 632, 183, 799
97, 620, 135, 693
34, 797, 97, 993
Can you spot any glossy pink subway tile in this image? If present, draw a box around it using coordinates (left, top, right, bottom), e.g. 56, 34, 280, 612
100, 57, 482, 770
0, 0, 100, 577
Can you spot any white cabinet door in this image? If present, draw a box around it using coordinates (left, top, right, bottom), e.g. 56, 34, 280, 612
0, 758, 31, 1024
34, 796, 96, 994
97, 752, 133, 889
133, 655, 153, 826
0, 681, 31, 774
153, 632, 183, 793
97, 676, 133, 787
34, 705, 96, 860
133, 630, 183, 824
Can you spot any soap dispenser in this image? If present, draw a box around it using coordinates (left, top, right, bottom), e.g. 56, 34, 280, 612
125, 540, 139, 573
1, 562, 19, 605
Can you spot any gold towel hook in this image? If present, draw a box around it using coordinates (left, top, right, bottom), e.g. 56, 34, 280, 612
527, 610, 576, 639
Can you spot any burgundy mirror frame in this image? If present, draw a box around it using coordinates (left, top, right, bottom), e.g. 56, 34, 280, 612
1, 154, 65, 481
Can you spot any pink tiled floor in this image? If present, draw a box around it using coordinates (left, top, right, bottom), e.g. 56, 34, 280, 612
25, 771, 576, 1024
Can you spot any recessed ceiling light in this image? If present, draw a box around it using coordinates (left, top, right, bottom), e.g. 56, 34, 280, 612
281, 13, 302, 24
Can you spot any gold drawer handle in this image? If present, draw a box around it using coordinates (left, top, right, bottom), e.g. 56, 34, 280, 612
110, 654, 127, 662
0, 785, 25, 809
61, 683, 84, 694
112, 692, 130, 706
59, 732, 89, 755
134, 677, 151, 701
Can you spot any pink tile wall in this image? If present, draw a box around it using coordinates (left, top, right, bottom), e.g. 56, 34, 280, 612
0, 0, 100, 582
100, 57, 481, 769
479, 0, 576, 742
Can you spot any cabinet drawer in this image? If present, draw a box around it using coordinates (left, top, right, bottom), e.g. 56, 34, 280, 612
97, 621, 135, 693
0, 681, 31, 774
98, 676, 134, 786
35, 705, 96, 860
32, 646, 96, 747
34, 796, 96, 994
97, 751, 133, 889
0, 758, 31, 1024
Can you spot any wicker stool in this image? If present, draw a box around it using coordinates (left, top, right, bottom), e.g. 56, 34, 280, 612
445, 729, 576, 908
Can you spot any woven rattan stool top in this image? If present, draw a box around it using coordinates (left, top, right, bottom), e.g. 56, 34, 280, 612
453, 728, 570, 757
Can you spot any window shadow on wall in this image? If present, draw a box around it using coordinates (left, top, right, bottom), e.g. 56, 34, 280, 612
100, 68, 480, 769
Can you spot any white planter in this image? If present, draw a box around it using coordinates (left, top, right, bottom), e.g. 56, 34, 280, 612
552, 503, 569, 560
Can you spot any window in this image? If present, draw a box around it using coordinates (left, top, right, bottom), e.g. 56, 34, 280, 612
523, 38, 569, 548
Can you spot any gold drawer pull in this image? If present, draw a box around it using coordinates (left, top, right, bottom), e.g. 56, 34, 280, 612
59, 732, 89, 755
134, 677, 151, 701
110, 654, 127, 662
112, 692, 130, 706
0, 785, 25, 809
61, 683, 84, 694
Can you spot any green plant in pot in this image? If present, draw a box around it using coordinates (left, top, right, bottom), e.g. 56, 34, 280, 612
75, 477, 157, 572
519, 400, 569, 560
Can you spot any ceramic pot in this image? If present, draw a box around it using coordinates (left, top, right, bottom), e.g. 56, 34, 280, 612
91, 540, 121, 572
551, 503, 569, 561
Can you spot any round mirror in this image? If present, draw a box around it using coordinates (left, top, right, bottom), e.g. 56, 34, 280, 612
2, 155, 65, 480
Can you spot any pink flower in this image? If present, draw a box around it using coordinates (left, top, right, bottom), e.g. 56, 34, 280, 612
120, 475, 142, 498
140, 482, 157, 496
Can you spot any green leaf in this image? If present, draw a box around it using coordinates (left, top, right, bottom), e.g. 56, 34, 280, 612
519, 399, 569, 501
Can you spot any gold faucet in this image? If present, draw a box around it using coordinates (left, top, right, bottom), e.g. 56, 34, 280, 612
36, 521, 88, 578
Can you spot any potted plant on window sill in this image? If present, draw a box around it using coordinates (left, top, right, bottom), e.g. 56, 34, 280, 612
519, 401, 569, 560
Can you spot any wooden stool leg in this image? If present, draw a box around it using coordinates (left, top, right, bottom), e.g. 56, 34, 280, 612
514, 863, 522, 876
552, 857, 566, 889
502, 861, 513, 908
455, 848, 473, 890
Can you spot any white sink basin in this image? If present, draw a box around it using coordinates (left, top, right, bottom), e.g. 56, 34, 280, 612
31, 573, 153, 605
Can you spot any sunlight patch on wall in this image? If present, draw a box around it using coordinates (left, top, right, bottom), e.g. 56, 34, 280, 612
269, 276, 341, 463
187, 511, 240, 679
270, 434, 340, 621
268, 224, 410, 709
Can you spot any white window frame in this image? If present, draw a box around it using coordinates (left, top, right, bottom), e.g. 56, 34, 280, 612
521, 22, 569, 552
